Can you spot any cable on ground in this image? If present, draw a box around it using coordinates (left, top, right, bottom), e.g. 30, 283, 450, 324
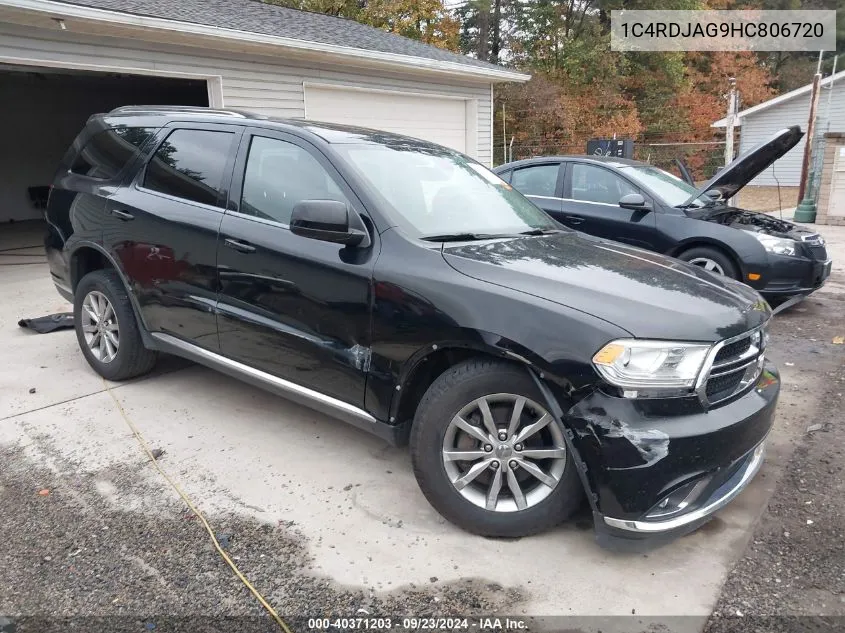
101, 378, 292, 633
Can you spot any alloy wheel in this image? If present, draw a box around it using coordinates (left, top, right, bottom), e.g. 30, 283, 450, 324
80, 290, 120, 363
441, 393, 567, 513
688, 257, 725, 275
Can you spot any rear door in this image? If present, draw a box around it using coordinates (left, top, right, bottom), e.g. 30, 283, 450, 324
508, 162, 564, 218
216, 128, 377, 409
563, 161, 658, 249
105, 122, 242, 351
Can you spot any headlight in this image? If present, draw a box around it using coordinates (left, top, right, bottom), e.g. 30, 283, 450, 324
592, 339, 712, 394
743, 230, 797, 257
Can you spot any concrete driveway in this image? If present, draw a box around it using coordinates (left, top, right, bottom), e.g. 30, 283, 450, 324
2, 221, 844, 631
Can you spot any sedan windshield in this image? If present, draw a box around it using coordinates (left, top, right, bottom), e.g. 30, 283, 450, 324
335, 143, 559, 239
620, 165, 713, 208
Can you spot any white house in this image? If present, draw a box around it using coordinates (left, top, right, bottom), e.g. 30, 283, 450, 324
712, 69, 845, 189
0, 0, 529, 223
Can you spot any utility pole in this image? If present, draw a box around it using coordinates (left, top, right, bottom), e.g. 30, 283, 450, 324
502, 103, 507, 164
795, 51, 825, 222
724, 78, 737, 205
724, 77, 737, 169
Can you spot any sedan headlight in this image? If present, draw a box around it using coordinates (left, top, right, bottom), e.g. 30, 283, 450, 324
743, 230, 797, 257
593, 339, 712, 394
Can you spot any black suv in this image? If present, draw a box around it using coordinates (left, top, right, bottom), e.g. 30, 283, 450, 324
495, 127, 831, 299
45, 107, 779, 548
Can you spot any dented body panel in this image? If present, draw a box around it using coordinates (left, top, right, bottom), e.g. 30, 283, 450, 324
566, 363, 779, 521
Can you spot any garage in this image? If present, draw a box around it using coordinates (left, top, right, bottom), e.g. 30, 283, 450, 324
305, 84, 471, 153
0, 0, 528, 231
0, 65, 209, 223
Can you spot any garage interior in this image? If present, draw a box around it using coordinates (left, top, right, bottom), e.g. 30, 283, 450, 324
0, 65, 209, 226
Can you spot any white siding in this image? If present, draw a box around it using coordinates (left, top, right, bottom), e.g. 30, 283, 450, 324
0, 23, 494, 165
738, 81, 845, 187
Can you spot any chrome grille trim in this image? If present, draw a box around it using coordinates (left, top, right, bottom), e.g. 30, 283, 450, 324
695, 323, 768, 407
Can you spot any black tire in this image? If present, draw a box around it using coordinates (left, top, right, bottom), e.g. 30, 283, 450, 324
678, 246, 739, 280
74, 269, 157, 381
410, 359, 584, 537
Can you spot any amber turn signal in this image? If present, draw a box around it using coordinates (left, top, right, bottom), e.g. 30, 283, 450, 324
748, 273, 761, 281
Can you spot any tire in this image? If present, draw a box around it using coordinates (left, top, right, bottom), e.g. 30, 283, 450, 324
74, 269, 157, 381
410, 359, 584, 537
678, 246, 739, 280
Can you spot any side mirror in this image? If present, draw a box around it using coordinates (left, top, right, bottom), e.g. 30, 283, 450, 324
704, 189, 723, 201
290, 200, 369, 247
618, 193, 649, 210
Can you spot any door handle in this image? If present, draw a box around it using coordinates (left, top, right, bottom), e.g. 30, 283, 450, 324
224, 238, 256, 254
563, 215, 584, 225
109, 209, 134, 221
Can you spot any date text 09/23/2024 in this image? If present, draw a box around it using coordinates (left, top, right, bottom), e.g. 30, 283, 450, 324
307, 617, 528, 630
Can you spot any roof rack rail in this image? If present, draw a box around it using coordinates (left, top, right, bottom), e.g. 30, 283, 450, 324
108, 105, 247, 118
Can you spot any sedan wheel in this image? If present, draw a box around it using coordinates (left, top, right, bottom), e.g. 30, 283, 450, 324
80, 290, 120, 363
442, 394, 567, 512
687, 257, 726, 275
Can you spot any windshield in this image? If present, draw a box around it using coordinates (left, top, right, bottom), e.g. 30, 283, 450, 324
334, 144, 559, 239
620, 165, 713, 208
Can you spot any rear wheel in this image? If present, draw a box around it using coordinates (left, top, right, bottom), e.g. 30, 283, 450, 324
678, 246, 738, 280
74, 269, 157, 381
410, 359, 583, 537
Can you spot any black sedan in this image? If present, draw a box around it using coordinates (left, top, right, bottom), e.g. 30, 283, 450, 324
494, 127, 831, 298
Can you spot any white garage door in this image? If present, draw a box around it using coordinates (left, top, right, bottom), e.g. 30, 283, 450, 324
305, 85, 468, 153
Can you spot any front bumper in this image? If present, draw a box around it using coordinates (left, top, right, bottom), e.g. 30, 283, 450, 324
750, 253, 831, 297
565, 362, 779, 549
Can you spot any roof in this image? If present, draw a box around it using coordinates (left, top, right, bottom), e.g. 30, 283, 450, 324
712, 69, 845, 128
494, 155, 645, 170
103, 105, 454, 148
23, 0, 529, 82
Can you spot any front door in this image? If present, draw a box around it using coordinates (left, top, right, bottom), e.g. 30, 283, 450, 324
563, 162, 658, 249
216, 130, 378, 409
106, 123, 241, 351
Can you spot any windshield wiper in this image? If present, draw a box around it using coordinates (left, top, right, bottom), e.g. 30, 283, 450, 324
420, 232, 513, 242
518, 228, 563, 236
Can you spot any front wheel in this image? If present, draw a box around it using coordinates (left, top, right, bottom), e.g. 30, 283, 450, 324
410, 360, 583, 537
678, 246, 739, 280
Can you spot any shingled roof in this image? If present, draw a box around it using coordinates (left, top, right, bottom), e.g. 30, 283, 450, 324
51, 0, 517, 75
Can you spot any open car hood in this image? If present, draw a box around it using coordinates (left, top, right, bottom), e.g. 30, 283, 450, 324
682, 126, 803, 206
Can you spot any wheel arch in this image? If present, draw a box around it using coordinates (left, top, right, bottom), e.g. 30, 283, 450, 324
68, 242, 154, 346
389, 333, 581, 438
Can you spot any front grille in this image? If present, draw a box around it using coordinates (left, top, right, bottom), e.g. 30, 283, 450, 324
705, 371, 745, 399
800, 234, 828, 261
714, 338, 751, 364
807, 244, 828, 260
701, 326, 767, 405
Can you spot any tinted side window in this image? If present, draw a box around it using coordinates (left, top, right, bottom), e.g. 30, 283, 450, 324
70, 127, 157, 180
143, 129, 234, 207
240, 136, 349, 225
572, 163, 637, 205
511, 164, 559, 197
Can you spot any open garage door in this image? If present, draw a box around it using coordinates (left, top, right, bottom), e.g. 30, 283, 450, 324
305, 85, 469, 154
0, 66, 209, 224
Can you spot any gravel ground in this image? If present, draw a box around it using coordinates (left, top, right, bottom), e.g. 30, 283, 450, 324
0, 440, 523, 633
705, 295, 845, 633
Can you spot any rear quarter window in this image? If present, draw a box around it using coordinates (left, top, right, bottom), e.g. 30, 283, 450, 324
71, 127, 157, 180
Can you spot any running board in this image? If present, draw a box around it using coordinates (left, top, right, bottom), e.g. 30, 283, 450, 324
150, 333, 406, 444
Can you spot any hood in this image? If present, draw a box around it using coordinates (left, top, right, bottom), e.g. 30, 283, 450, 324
682, 126, 803, 206
442, 232, 770, 342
